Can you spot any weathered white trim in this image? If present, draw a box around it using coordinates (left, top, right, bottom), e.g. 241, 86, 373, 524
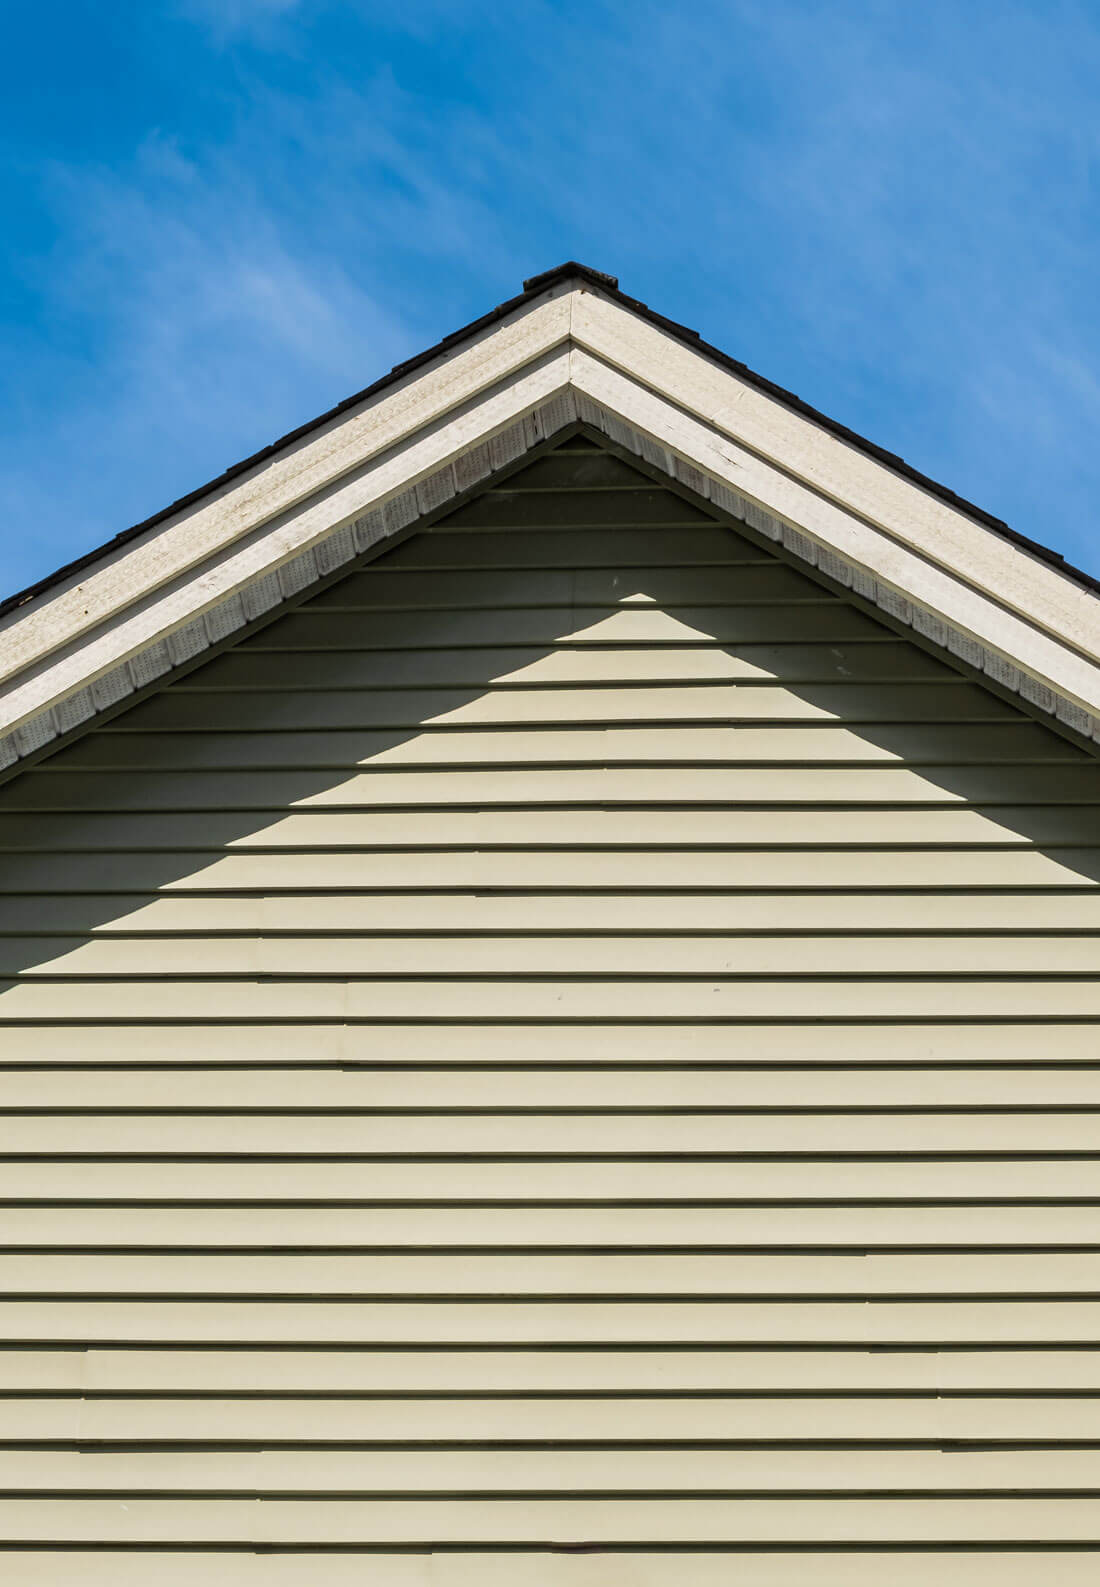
0, 352, 572, 745
571, 291, 1099, 665
0, 275, 1096, 775
570, 395, 1100, 746
568, 346, 1100, 726
0, 288, 574, 686
0, 390, 580, 771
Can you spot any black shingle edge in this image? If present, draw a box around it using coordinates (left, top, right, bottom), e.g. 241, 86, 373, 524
2, 259, 1096, 625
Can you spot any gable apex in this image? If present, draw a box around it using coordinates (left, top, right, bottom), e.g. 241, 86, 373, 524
0, 269, 1097, 774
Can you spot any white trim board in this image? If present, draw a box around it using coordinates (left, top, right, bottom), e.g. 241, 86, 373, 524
0, 274, 1097, 773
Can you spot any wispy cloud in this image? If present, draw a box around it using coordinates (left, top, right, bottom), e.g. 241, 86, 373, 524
0, 121, 416, 590
1, 0, 1097, 592
531, 0, 1100, 567
175, 0, 304, 38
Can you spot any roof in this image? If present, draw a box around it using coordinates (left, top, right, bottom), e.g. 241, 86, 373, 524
0, 262, 1097, 773
3, 262, 1097, 628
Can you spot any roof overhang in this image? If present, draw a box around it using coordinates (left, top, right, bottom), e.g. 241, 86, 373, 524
2, 265, 1098, 772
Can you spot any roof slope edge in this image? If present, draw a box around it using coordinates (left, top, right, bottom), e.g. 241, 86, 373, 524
4, 263, 1096, 632
0, 267, 1096, 774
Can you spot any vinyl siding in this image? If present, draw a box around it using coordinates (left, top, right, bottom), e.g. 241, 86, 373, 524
0, 437, 1098, 1579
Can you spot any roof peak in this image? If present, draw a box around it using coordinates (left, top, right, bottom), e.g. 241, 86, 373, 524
522, 262, 619, 293
1, 263, 1096, 778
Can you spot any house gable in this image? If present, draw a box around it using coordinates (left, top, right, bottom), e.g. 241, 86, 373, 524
1, 266, 1097, 783
1, 432, 1096, 996
1, 301, 1100, 1572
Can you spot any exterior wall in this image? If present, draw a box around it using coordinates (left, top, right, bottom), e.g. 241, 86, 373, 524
0, 437, 1099, 1580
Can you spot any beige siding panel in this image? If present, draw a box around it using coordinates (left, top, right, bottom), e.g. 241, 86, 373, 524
10, 1345, 1100, 1393
16, 1394, 1100, 1443
7, 933, 1097, 976
5, 1553, 1100, 1587
302, 563, 827, 610
2, 978, 1097, 1020
5, 1496, 1100, 1544
8, 1064, 1100, 1108
6, 1251, 1100, 1296
18, 1238, 1100, 1295
7, 1158, 1100, 1201
250, 601, 892, 647
6, 889, 1100, 934
10, 1203, 1100, 1247
434, 486, 717, 526
50, 720, 1090, 770
113, 682, 1018, 733
451, 451, 652, 490
5, 805, 1094, 850
434, 487, 717, 527
0, 1022, 1094, 1064
12, 765, 1100, 812
10, 1446, 1100, 1492
360, 528, 769, 566
8, 1113, 1100, 1156
0, 443, 1097, 1565
6, 1297, 1100, 1344
193, 638, 954, 688
2, 849, 1096, 892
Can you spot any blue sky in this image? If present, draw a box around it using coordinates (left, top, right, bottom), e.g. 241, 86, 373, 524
1, 0, 1098, 593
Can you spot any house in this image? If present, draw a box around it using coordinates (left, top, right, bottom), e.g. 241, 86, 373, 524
0, 262, 1098, 1582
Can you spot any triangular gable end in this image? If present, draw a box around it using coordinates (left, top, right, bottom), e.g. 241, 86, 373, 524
0, 263, 1097, 780
2, 427, 1097, 995
1, 426, 1100, 1568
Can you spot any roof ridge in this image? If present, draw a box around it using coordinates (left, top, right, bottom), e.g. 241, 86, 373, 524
2, 264, 1096, 630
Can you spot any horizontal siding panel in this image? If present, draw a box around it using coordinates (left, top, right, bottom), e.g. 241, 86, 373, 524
7, 1158, 1100, 1200
6, 1297, 1100, 1344
195, 640, 955, 689
3, 1496, 1100, 1544
457, 452, 656, 491
7, 766, 1100, 812
9, 1202, 1100, 1247
433, 487, 716, 527
2, 979, 1098, 1020
12, 1113, 1100, 1156
249, 602, 892, 648
17, 1395, 1100, 1443
117, 683, 1018, 732
0, 1023, 1094, 1064
5, 1251, 1100, 1296
7, 934, 1097, 976
2, 1552, 1098, 1587
2, 851, 1096, 893
9, 1066, 1100, 1109
9, 1347, 1100, 1394
364, 528, 768, 567
303, 565, 826, 610
3, 891, 1100, 934
10, 1445, 1100, 1492
0, 807, 1092, 851
54, 721, 1088, 770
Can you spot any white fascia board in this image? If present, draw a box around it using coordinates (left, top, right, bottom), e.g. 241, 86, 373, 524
569, 343, 1100, 723
0, 286, 574, 688
572, 289, 1099, 668
0, 350, 571, 744
0, 276, 1097, 773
